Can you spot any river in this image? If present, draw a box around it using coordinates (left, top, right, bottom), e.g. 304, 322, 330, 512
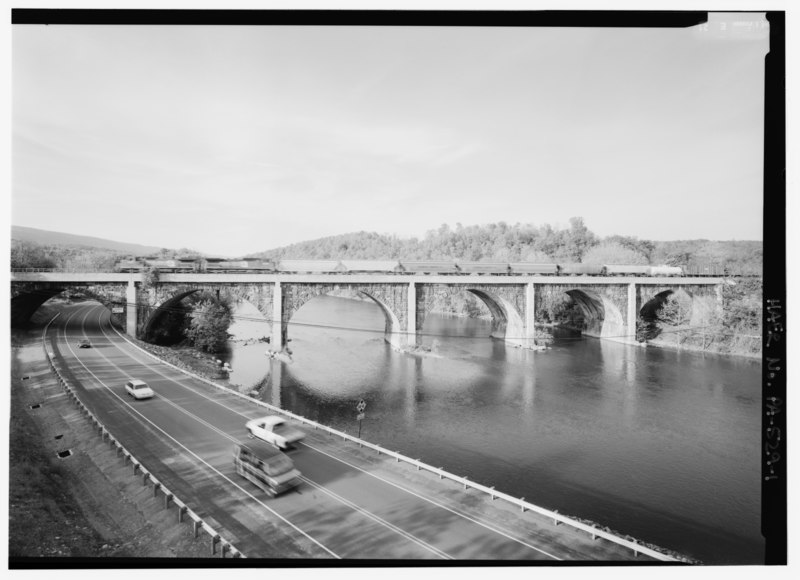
224, 295, 763, 564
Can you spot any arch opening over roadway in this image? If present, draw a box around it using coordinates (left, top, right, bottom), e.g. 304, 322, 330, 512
11, 286, 127, 330
11, 288, 67, 327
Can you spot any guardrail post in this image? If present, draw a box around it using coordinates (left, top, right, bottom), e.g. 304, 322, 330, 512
221, 543, 230, 558
178, 506, 187, 523
142, 471, 150, 486
463, 478, 469, 490
211, 534, 220, 555
193, 519, 201, 538
490, 486, 496, 500
164, 493, 172, 509
438, 469, 443, 479
520, 498, 526, 513
132, 462, 139, 475
153, 482, 161, 498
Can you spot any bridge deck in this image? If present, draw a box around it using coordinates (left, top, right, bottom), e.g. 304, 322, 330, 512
11, 272, 725, 285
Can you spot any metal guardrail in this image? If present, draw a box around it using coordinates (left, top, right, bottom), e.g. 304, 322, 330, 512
114, 326, 682, 562
41, 314, 245, 559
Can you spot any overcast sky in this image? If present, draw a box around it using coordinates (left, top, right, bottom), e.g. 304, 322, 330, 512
12, 12, 769, 257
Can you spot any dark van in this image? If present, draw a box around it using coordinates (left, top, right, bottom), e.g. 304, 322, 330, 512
233, 440, 301, 496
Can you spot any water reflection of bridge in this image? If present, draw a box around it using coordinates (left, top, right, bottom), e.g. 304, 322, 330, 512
11, 272, 724, 350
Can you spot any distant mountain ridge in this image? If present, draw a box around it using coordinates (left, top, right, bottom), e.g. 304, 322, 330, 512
11, 225, 165, 256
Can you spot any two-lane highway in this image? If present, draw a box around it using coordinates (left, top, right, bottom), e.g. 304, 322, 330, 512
48, 302, 568, 560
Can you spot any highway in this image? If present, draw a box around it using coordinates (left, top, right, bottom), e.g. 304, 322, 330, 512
44, 302, 646, 561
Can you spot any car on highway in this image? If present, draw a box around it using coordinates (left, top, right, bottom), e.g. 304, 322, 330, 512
233, 440, 301, 496
245, 415, 306, 450
125, 379, 154, 400
77, 338, 92, 348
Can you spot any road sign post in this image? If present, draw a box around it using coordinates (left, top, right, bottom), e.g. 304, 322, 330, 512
356, 399, 367, 438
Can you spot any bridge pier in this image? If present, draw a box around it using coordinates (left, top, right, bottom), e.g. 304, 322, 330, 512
407, 282, 417, 346
272, 281, 283, 350
526, 283, 536, 348
126, 278, 138, 338
627, 282, 638, 344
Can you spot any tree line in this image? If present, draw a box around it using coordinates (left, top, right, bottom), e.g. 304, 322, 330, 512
255, 217, 762, 275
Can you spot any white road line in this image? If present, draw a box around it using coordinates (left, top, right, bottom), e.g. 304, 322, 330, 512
54, 306, 341, 559
301, 440, 562, 560
84, 306, 453, 559
82, 303, 560, 560
298, 475, 454, 560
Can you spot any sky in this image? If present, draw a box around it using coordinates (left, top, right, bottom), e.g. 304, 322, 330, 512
11, 10, 771, 257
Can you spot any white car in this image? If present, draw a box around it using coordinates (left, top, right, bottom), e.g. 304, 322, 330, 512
246, 415, 305, 450
125, 379, 154, 400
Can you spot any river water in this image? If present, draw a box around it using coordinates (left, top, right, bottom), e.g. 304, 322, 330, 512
224, 295, 763, 564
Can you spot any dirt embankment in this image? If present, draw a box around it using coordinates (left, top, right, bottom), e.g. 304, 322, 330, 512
9, 325, 213, 561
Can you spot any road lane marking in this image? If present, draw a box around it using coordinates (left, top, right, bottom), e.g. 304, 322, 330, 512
300, 441, 562, 560
52, 306, 341, 559
82, 303, 560, 559
82, 305, 452, 560
297, 475, 454, 559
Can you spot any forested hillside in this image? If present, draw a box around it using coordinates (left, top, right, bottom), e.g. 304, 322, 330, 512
12, 225, 163, 256
254, 218, 762, 274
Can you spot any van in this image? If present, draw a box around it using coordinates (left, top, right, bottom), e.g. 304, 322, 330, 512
233, 440, 301, 496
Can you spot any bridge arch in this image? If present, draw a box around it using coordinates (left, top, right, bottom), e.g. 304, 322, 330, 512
638, 288, 697, 342
468, 289, 526, 346
11, 287, 66, 327
142, 289, 201, 342
415, 285, 527, 347
640, 289, 693, 319
564, 288, 625, 339
11, 284, 128, 330
359, 291, 404, 349
281, 283, 408, 350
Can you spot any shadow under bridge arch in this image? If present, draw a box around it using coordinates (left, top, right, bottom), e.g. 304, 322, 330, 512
142, 289, 200, 342
467, 289, 527, 347
564, 289, 625, 339
357, 290, 404, 349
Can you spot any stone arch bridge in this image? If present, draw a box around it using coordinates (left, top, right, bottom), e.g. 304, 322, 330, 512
11, 272, 724, 350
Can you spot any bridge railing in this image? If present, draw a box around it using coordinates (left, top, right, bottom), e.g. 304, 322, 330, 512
41, 315, 245, 559
113, 326, 683, 562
